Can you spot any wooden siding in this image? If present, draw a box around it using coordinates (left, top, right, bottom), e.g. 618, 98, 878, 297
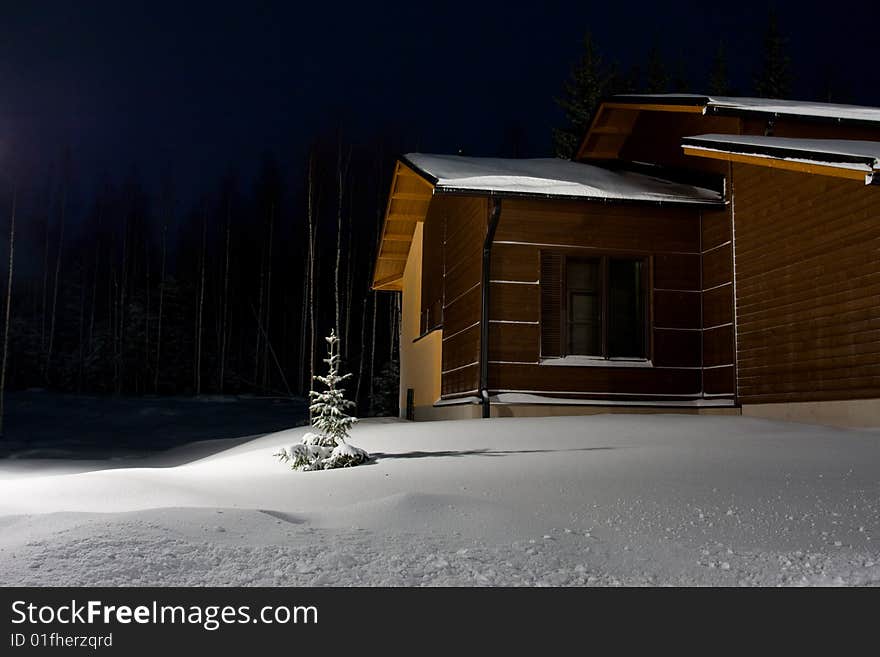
616, 112, 741, 173
489, 363, 702, 400
494, 199, 701, 252
731, 164, 880, 404
420, 198, 445, 332
486, 198, 704, 399
436, 196, 487, 397
742, 116, 880, 142
701, 205, 736, 397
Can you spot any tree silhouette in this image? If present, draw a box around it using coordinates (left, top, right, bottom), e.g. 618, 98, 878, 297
754, 9, 792, 98
553, 33, 608, 159
645, 45, 670, 93
708, 41, 732, 95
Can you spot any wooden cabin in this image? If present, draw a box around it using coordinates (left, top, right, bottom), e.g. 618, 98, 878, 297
373, 94, 880, 427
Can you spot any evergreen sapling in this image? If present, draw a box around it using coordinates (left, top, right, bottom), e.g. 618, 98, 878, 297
275, 330, 368, 470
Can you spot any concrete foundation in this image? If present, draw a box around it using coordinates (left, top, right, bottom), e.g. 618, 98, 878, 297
414, 402, 741, 422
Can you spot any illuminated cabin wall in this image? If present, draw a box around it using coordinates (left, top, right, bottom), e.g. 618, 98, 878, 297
398, 222, 442, 416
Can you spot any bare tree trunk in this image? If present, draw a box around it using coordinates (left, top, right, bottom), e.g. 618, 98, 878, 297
77, 262, 86, 392
31, 274, 37, 327
389, 292, 396, 362
144, 235, 151, 391
219, 197, 231, 392
334, 139, 350, 345
40, 191, 51, 360
368, 291, 377, 415
88, 212, 100, 359
262, 204, 274, 389
367, 149, 384, 415
307, 152, 316, 400
154, 220, 167, 393
108, 237, 116, 389
298, 256, 308, 394
344, 207, 353, 359
117, 211, 129, 395
254, 243, 264, 387
195, 208, 207, 396
355, 292, 368, 407
0, 188, 17, 437
45, 184, 66, 381
250, 303, 291, 397
39, 167, 55, 363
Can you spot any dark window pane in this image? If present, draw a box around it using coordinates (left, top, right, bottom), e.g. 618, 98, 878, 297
568, 293, 600, 355
567, 259, 598, 292
570, 293, 598, 322
607, 259, 645, 358
566, 258, 602, 356
568, 320, 600, 356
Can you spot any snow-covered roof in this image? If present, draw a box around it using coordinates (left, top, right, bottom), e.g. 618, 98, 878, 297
611, 94, 880, 125
401, 153, 723, 205
682, 134, 880, 182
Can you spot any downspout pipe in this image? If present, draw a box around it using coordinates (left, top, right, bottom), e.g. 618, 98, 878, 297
480, 197, 502, 419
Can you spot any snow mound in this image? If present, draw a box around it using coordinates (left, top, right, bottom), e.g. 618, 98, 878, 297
1, 414, 879, 586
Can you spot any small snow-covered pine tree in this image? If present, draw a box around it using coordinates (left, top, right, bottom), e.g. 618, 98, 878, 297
309, 329, 356, 446
275, 330, 368, 470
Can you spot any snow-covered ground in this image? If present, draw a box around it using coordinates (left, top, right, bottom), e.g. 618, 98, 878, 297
0, 414, 878, 586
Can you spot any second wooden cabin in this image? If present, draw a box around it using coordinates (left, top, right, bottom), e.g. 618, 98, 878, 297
373, 94, 880, 427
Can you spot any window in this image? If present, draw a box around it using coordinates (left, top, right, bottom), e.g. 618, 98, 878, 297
542, 253, 647, 360
566, 259, 601, 355
606, 259, 646, 358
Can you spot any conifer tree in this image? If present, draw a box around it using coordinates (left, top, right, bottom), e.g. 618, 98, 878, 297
754, 9, 792, 99
708, 41, 731, 95
308, 329, 356, 447
553, 33, 606, 160
275, 329, 367, 471
625, 64, 643, 96
645, 45, 670, 93
671, 51, 689, 93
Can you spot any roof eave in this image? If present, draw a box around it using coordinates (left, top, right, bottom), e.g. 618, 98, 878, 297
705, 104, 880, 129
432, 186, 724, 207
682, 144, 873, 183
681, 136, 879, 169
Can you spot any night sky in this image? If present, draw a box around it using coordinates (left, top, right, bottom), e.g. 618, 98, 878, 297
1, 1, 877, 199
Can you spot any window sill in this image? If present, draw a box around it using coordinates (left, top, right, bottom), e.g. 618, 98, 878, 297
540, 356, 654, 368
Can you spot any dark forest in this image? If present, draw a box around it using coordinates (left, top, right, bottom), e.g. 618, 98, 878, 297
0, 134, 406, 419
0, 7, 858, 428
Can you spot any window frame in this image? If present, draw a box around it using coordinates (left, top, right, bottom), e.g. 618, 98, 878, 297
559, 253, 650, 362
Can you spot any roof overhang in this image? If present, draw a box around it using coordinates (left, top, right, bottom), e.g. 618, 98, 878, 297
681, 134, 880, 184
577, 94, 880, 163
371, 153, 725, 291
399, 153, 722, 205
371, 161, 434, 291
576, 99, 707, 161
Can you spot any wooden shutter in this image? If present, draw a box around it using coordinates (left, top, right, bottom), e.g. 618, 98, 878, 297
540, 252, 564, 358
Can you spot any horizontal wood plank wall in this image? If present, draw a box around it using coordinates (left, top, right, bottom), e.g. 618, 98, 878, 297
438, 195, 487, 398
421, 198, 444, 333
701, 205, 736, 397
618, 113, 741, 173
487, 198, 704, 400
742, 116, 880, 141
731, 164, 880, 404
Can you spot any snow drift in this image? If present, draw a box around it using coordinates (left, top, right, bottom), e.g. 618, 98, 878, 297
0, 414, 878, 586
